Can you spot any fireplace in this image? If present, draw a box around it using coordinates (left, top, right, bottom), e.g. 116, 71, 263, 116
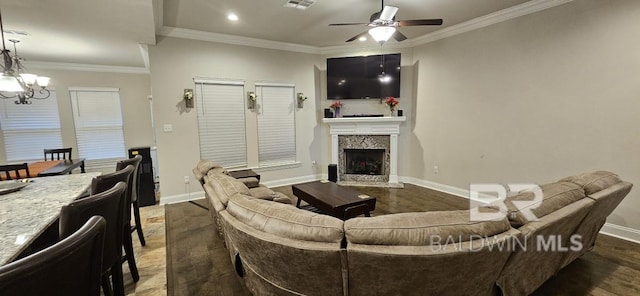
323, 116, 405, 187
345, 149, 385, 175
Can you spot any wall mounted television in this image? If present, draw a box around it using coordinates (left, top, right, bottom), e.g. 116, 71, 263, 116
327, 53, 401, 100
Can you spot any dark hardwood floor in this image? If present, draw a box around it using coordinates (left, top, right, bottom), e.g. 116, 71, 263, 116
166, 183, 640, 295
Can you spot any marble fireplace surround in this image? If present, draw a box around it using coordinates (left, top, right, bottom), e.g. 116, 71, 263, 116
323, 116, 406, 187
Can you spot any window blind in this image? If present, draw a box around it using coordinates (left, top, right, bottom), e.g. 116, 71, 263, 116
256, 83, 296, 166
195, 81, 248, 168
0, 91, 63, 162
69, 88, 126, 168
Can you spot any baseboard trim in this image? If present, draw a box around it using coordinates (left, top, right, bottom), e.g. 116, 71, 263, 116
600, 223, 640, 245
160, 190, 205, 205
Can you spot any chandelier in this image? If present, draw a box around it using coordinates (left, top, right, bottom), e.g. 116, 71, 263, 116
0, 10, 50, 105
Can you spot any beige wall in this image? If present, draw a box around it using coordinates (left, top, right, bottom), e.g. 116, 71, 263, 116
0, 69, 153, 170
411, 0, 640, 229
148, 36, 323, 198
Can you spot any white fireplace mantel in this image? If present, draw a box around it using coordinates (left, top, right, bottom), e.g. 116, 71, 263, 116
323, 116, 406, 184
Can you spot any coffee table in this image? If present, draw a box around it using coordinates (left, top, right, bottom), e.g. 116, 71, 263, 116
292, 181, 376, 220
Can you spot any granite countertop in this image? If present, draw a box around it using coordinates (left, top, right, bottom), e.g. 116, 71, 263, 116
0, 172, 101, 265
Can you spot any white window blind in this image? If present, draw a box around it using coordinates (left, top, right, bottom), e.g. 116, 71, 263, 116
69, 88, 126, 168
256, 83, 296, 166
195, 80, 248, 168
0, 91, 63, 162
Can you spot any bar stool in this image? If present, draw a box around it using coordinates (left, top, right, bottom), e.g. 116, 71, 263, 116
90, 165, 139, 283
0, 216, 106, 296
116, 155, 145, 246
60, 182, 127, 296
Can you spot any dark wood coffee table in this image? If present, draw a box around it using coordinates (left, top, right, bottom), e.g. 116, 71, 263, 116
292, 181, 376, 220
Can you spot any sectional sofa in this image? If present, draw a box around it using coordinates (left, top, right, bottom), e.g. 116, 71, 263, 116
193, 160, 632, 296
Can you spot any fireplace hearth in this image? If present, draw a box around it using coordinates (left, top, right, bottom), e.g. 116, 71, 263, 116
323, 116, 406, 187
345, 149, 384, 175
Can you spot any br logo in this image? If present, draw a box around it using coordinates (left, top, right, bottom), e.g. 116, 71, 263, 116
468, 184, 543, 222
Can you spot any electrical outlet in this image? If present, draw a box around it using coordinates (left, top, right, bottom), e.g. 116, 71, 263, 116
183, 175, 190, 184
433, 165, 439, 174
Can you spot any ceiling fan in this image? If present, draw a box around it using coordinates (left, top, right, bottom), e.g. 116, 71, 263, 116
329, 0, 443, 43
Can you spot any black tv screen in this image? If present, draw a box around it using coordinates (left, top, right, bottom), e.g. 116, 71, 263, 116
327, 53, 400, 100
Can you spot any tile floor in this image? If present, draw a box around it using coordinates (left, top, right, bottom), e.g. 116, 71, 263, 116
121, 204, 167, 295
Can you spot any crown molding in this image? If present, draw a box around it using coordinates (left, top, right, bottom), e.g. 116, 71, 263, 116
159, 26, 322, 55
158, 0, 573, 55
23, 61, 150, 74
411, 0, 574, 46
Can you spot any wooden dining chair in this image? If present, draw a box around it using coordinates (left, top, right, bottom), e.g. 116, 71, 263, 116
60, 182, 127, 296
0, 216, 106, 296
44, 148, 72, 161
0, 163, 30, 180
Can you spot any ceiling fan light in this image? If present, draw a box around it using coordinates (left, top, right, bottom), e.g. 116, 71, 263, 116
0, 75, 26, 92
368, 26, 396, 43
36, 76, 50, 87
20, 73, 37, 85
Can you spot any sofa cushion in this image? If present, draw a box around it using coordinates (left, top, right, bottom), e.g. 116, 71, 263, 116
226, 194, 344, 243
196, 159, 222, 175
504, 182, 585, 227
237, 177, 260, 188
559, 171, 622, 195
207, 174, 251, 206
248, 185, 277, 200
344, 209, 511, 246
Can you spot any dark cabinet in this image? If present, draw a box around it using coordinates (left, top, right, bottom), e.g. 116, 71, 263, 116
128, 147, 156, 207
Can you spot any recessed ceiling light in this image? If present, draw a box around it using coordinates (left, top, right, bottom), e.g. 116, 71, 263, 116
227, 13, 239, 21
358, 36, 367, 42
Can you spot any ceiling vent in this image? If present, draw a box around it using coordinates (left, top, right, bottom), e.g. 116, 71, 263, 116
284, 0, 316, 10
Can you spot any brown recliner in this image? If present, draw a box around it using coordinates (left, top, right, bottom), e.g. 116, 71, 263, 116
0, 216, 106, 296
60, 182, 127, 296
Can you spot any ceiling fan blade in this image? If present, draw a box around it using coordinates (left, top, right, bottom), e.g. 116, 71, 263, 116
379, 6, 399, 21
397, 19, 443, 26
329, 22, 370, 26
346, 31, 369, 42
392, 31, 408, 42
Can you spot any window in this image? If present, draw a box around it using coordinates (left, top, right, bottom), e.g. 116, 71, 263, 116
255, 83, 296, 166
0, 91, 63, 162
69, 87, 126, 168
195, 79, 248, 168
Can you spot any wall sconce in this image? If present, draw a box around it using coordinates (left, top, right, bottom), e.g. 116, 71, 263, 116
183, 89, 194, 108
297, 92, 307, 109
247, 91, 257, 109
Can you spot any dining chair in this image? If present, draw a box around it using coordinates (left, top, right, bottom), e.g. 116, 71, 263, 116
116, 155, 145, 246
0, 163, 30, 180
60, 182, 127, 296
0, 216, 106, 296
90, 165, 140, 283
44, 147, 72, 161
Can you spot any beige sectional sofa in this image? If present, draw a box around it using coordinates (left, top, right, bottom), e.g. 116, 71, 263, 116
193, 160, 632, 296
